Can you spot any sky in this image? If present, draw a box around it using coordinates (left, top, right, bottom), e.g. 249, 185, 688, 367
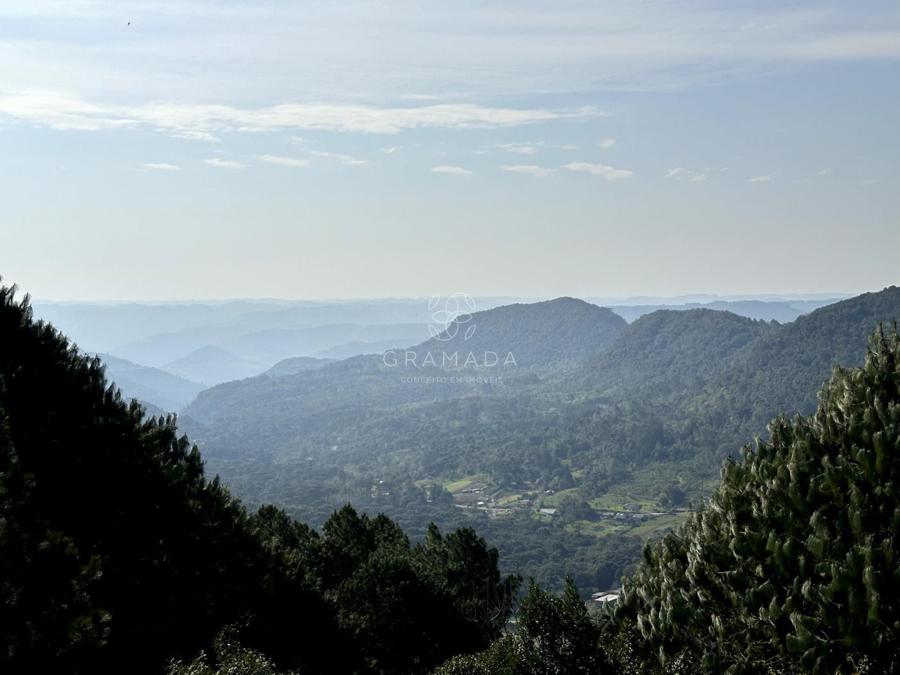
1, 0, 899, 301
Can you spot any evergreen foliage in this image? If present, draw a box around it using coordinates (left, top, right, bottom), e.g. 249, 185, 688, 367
181, 287, 900, 594
434, 579, 607, 674
617, 329, 900, 673
167, 632, 287, 675
7, 271, 900, 673
0, 282, 517, 674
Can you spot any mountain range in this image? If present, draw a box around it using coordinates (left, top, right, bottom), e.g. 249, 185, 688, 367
98, 354, 204, 411
185, 288, 900, 465
33, 296, 843, 410
178, 286, 900, 592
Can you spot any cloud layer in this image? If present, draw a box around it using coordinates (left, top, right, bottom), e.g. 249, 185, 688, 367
256, 155, 311, 168
563, 161, 634, 180
431, 165, 472, 176
501, 164, 555, 177
142, 163, 181, 171
3, 2, 899, 102
204, 158, 244, 169
0, 91, 602, 137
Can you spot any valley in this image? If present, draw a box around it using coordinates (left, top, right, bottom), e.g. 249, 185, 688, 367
27, 288, 900, 596
8, 5, 898, 669
181, 288, 900, 595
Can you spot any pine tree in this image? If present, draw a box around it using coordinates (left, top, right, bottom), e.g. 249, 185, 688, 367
0, 282, 348, 673
616, 329, 900, 673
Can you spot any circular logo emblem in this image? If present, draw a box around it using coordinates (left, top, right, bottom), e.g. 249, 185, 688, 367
428, 293, 477, 342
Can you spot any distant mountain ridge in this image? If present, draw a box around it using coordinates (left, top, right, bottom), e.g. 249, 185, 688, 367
182, 286, 900, 498
41, 286, 894, 601
713, 285, 900, 429
113, 322, 430, 371
98, 353, 204, 411
181, 297, 629, 456
581, 308, 776, 396
32, 297, 841, 406
183, 290, 900, 466
412, 297, 627, 367
264, 356, 336, 378
163, 345, 262, 385
607, 298, 840, 323
166, 288, 898, 597
32, 296, 839, 373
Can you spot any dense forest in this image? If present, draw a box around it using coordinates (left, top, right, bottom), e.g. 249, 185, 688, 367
446, 328, 900, 674
6, 276, 900, 673
0, 283, 518, 674
180, 288, 900, 594
615, 330, 900, 672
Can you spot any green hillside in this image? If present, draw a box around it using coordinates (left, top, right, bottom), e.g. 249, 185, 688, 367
181, 297, 625, 459
179, 288, 900, 596
264, 355, 337, 378
613, 329, 900, 673
580, 308, 776, 396
0, 283, 518, 674
413, 297, 627, 367
6, 276, 900, 673
440, 328, 900, 674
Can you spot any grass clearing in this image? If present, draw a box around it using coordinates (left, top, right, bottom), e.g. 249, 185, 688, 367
444, 474, 485, 493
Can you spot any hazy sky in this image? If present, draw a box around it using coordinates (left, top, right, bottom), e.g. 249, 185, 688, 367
2, 1, 898, 300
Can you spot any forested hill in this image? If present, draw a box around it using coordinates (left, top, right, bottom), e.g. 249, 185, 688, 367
185, 287, 900, 472
264, 355, 336, 378
714, 285, 900, 431
0, 283, 520, 674
412, 297, 627, 366
1, 284, 338, 671
573, 287, 900, 451
579, 308, 777, 396
438, 329, 900, 674
610, 329, 900, 673
181, 296, 627, 457
177, 287, 900, 596
6, 276, 900, 672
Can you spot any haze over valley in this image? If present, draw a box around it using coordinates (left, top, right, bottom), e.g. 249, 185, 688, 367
23, 288, 896, 595
4, 1, 900, 672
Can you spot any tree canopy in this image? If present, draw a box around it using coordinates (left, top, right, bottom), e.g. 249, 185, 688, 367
616, 329, 900, 673
0, 282, 517, 674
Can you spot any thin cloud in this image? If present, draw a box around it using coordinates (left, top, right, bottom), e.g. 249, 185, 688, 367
431, 165, 472, 176
666, 167, 721, 182
817, 167, 833, 176
0, 91, 603, 137
169, 129, 220, 142
2, 6, 900, 106
142, 162, 181, 171
563, 161, 633, 180
747, 174, 772, 183
307, 150, 367, 166
256, 154, 311, 168
494, 142, 541, 155
599, 137, 616, 149
501, 164, 555, 177
204, 158, 244, 169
